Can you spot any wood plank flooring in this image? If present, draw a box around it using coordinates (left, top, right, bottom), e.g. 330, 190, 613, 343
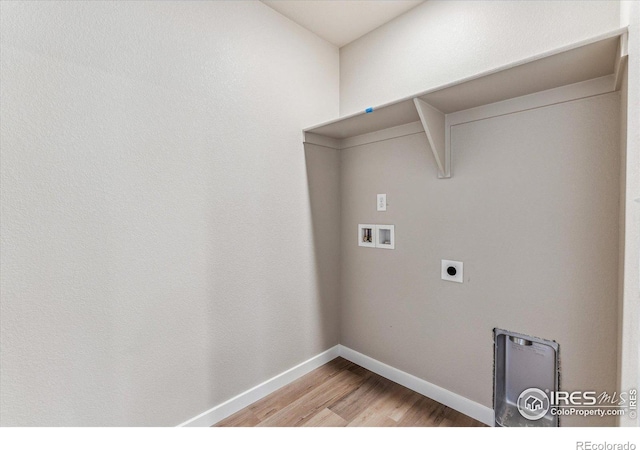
214, 357, 486, 427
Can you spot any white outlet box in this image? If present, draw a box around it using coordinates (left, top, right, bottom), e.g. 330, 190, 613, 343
377, 194, 386, 211
441, 260, 463, 283
376, 225, 394, 249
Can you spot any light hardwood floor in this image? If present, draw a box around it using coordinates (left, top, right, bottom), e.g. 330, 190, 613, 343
215, 357, 486, 427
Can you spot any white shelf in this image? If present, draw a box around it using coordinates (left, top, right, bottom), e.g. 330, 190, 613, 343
303, 28, 628, 178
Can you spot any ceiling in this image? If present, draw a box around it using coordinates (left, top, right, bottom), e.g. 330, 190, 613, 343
261, 1, 425, 48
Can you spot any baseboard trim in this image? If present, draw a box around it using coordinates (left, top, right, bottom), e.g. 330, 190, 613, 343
177, 345, 341, 427
178, 343, 494, 427
338, 345, 494, 426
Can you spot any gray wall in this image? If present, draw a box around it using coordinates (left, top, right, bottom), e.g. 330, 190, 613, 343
340, 93, 621, 426
0, 1, 339, 426
305, 144, 342, 344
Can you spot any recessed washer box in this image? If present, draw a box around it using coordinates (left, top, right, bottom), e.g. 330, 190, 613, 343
358, 224, 376, 248
441, 259, 463, 283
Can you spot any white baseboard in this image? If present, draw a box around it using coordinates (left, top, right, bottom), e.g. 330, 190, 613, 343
338, 345, 494, 427
177, 345, 341, 427
178, 343, 494, 427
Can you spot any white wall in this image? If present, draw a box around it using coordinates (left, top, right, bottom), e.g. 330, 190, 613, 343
0, 1, 339, 426
619, 0, 640, 427
340, 93, 621, 427
339, 0, 621, 115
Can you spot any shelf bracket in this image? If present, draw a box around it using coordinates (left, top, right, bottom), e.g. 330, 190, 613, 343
613, 32, 628, 91
413, 98, 450, 178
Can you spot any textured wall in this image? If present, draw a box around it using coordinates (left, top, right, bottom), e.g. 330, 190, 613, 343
340, 94, 621, 426
0, 1, 339, 426
339, 0, 621, 115
305, 144, 342, 347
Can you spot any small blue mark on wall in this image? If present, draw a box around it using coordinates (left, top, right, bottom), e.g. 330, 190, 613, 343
365, 107, 373, 113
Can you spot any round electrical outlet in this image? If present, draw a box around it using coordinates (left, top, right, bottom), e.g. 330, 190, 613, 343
441, 259, 463, 283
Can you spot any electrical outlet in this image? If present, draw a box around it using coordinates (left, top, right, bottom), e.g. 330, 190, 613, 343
441, 260, 463, 283
377, 194, 386, 211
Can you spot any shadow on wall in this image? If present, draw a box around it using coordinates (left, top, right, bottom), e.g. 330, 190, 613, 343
304, 143, 342, 350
